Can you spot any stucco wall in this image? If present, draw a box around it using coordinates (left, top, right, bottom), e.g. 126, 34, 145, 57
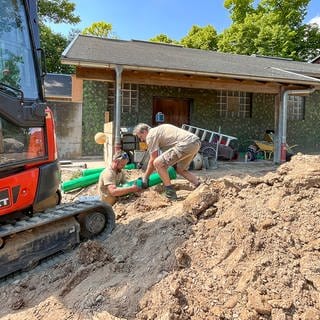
49, 102, 82, 159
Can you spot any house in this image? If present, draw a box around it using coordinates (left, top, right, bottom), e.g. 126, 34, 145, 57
61, 35, 320, 162
44, 73, 83, 159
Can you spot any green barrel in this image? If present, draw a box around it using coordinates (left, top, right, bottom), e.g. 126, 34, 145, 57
61, 172, 101, 192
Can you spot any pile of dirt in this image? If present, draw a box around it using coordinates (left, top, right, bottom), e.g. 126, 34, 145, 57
1, 154, 320, 320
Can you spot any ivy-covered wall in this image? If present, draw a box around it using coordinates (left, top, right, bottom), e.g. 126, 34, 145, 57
138, 85, 275, 152
287, 91, 320, 153
82, 80, 109, 156
81, 81, 320, 155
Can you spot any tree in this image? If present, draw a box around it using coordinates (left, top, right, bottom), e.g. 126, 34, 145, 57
38, 0, 80, 24
149, 34, 178, 44
180, 25, 218, 50
40, 24, 74, 73
296, 23, 320, 61
224, 0, 255, 23
218, 0, 318, 61
82, 21, 116, 38
37, 0, 80, 73
67, 27, 82, 42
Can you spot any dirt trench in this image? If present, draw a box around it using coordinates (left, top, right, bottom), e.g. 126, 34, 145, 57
1, 154, 320, 320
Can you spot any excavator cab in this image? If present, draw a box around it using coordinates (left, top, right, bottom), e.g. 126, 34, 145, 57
0, 0, 115, 279
0, 0, 59, 215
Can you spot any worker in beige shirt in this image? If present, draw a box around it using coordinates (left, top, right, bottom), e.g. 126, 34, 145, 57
98, 151, 140, 205
133, 123, 201, 200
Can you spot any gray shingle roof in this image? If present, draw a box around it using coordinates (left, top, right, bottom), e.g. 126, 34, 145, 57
311, 55, 320, 64
62, 35, 320, 86
44, 73, 72, 98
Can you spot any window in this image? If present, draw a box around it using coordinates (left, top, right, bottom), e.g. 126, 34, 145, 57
288, 95, 305, 120
0, 115, 46, 167
107, 82, 138, 113
0, 0, 39, 99
217, 91, 252, 118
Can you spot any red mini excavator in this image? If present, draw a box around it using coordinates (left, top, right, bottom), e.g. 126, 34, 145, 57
0, 0, 115, 278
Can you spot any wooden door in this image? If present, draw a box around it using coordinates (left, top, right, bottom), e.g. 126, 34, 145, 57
153, 97, 191, 127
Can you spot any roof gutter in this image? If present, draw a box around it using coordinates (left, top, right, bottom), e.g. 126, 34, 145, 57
275, 87, 316, 164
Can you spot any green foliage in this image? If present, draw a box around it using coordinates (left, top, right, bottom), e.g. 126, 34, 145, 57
40, 24, 74, 73
82, 21, 116, 38
296, 23, 320, 61
82, 81, 108, 155
181, 25, 218, 50
224, 0, 255, 23
67, 28, 82, 42
218, 0, 318, 61
149, 34, 178, 44
37, 0, 80, 73
38, 0, 80, 24
257, 0, 309, 27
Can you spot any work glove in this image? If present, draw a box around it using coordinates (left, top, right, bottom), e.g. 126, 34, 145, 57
142, 177, 149, 189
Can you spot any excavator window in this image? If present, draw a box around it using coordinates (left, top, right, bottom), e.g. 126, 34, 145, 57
0, 0, 39, 100
0, 116, 46, 166
0, 0, 47, 169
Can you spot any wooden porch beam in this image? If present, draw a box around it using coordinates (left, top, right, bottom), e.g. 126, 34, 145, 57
75, 67, 314, 94
76, 67, 115, 81
122, 70, 281, 94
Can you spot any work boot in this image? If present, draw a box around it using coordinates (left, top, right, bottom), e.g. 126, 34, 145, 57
164, 185, 178, 200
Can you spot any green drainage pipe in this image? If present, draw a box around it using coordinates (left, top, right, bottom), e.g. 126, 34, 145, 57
61, 172, 101, 193
62, 165, 175, 193
82, 163, 136, 176
121, 166, 176, 188
82, 167, 104, 176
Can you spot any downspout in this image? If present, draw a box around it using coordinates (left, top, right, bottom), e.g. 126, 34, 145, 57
277, 88, 315, 163
114, 65, 123, 153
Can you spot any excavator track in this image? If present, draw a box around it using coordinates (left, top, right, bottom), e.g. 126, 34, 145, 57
0, 217, 114, 286
0, 200, 115, 280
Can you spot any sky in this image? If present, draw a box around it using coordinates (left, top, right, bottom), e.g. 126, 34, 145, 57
49, 0, 320, 41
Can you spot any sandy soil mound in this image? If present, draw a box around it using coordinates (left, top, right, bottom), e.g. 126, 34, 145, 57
1, 154, 320, 320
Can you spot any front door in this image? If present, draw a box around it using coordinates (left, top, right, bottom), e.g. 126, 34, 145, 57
152, 97, 191, 127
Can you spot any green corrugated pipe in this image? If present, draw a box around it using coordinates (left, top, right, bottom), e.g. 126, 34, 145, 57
121, 166, 176, 188
62, 165, 175, 193
82, 167, 104, 176
82, 163, 136, 176
61, 172, 101, 193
